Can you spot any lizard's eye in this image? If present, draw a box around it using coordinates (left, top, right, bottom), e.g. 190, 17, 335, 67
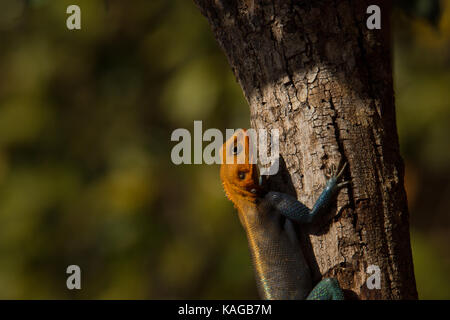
231, 144, 243, 155
238, 171, 246, 180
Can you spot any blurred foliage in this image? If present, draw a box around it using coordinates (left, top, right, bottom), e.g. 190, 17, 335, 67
0, 0, 448, 299
396, 0, 442, 26
394, 0, 450, 299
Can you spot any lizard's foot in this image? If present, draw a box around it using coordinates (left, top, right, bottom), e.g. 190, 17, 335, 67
325, 161, 350, 188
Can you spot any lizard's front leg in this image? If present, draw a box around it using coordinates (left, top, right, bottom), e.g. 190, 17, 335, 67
263, 162, 349, 300
265, 162, 349, 224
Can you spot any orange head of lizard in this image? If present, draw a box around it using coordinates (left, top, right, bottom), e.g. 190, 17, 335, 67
220, 129, 263, 208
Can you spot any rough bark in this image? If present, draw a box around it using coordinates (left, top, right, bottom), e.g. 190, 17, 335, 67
194, 0, 417, 299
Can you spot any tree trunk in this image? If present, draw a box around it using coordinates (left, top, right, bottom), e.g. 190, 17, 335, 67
194, 0, 417, 299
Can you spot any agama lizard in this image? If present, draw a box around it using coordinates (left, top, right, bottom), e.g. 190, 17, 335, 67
220, 129, 347, 300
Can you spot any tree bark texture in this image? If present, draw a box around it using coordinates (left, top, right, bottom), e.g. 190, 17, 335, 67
194, 0, 417, 299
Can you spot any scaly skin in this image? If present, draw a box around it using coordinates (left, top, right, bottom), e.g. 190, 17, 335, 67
220, 129, 347, 300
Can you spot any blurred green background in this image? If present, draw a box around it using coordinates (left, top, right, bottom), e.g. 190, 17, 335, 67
0, 0, 448, 299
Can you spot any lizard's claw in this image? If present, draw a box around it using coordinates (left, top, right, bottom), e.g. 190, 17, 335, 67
324, 164, 335, 179
325, 161, 347, 179
335, 162, 347, 180
335, 162, 350, 189
337, 180, 351, 188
